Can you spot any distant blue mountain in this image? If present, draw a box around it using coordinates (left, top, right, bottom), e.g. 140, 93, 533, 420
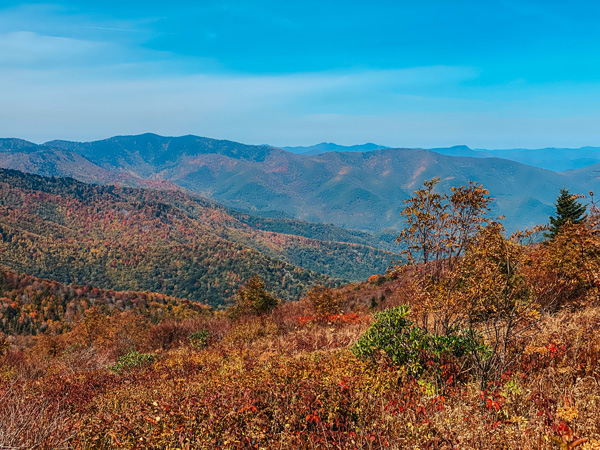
282, 142, 389, 155
429, 145, 600, 172
283, 142, 600, 172
428, 145, 484, 158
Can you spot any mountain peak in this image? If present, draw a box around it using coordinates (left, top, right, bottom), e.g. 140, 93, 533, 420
0, 138, 39, 151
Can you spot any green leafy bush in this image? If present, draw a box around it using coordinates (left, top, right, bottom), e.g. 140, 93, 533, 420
189, 329, 211, 350
109, 350, 156, 373
352, 306, 484, 378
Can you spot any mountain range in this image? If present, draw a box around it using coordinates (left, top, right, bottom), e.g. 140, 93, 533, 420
281, 141, 600, 172
2, 134, 600, 234
281, 142, 600, 172
428, 145, 600, 172
283, 142, 600, 172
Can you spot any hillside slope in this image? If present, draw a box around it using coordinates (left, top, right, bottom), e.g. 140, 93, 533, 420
0, 170, 395, 306
0, 267, 207, 336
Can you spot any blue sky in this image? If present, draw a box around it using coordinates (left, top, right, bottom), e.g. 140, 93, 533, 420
1, 1, 600, 148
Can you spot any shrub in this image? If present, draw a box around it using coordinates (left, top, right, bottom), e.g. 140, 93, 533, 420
0, 333, 9, 357
109, 350, 156, 373
227, 276, 279, 321
223, 319, 279, 346
147, 320, 191, 350
0, 383, 73, 450
189, 329, 211, 350
352, 305, 484, 381
306, 285, 341, 320
370, 296, 378, 309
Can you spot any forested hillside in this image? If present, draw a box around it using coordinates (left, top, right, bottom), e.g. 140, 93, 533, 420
0, 268, 207, 336
0, 170, 397, 306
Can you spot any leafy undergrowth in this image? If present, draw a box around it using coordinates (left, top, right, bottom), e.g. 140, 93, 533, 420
2, 300, 600, 450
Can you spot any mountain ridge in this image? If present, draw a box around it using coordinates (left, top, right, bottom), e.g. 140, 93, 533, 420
3, 134, 600, 233
429, 144, 600, 172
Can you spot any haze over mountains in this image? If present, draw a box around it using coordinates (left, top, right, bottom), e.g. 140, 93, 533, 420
285, 141, 600, 172
1, 134, 599, 235
283, 143, 389, 155
428, 145, 600, 172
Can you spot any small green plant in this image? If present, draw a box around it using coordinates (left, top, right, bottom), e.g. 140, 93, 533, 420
109, 350, 156, 373
417, 379, 436, 396
352, 305, 484, 379
189, 329, 211, 350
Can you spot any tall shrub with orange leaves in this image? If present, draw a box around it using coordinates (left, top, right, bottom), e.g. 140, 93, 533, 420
457, 222, 540, 388
306, 285, 342, 321
394, 180, 542, 388
395, 178, 492, 335
546, 221, 600, 304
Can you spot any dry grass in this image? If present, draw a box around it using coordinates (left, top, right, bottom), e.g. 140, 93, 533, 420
1, 298, 599, 449
0, 381, 74, 450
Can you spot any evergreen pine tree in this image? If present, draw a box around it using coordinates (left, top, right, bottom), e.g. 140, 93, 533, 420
545, 188, 586, 240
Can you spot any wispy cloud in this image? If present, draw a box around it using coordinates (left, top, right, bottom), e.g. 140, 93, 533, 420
3, 60, 599, 149
0, 31, 109, 66
0, 65, 482, 141
83, 26, 149, 33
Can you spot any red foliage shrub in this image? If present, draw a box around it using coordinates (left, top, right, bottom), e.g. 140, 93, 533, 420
0, 382, 73, 449
148, 320, 192, 350
147, 316, 229, 351
368, 274, 381, 283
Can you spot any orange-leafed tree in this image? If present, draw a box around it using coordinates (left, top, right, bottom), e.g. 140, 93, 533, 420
394, 179, 542, 387
306, 285, 341, 321
395, 178, 492, 334
228, 275, 279, 321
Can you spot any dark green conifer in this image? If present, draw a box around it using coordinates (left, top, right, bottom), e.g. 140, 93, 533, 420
370, 296, 378, 309
545, 188, 586, 240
